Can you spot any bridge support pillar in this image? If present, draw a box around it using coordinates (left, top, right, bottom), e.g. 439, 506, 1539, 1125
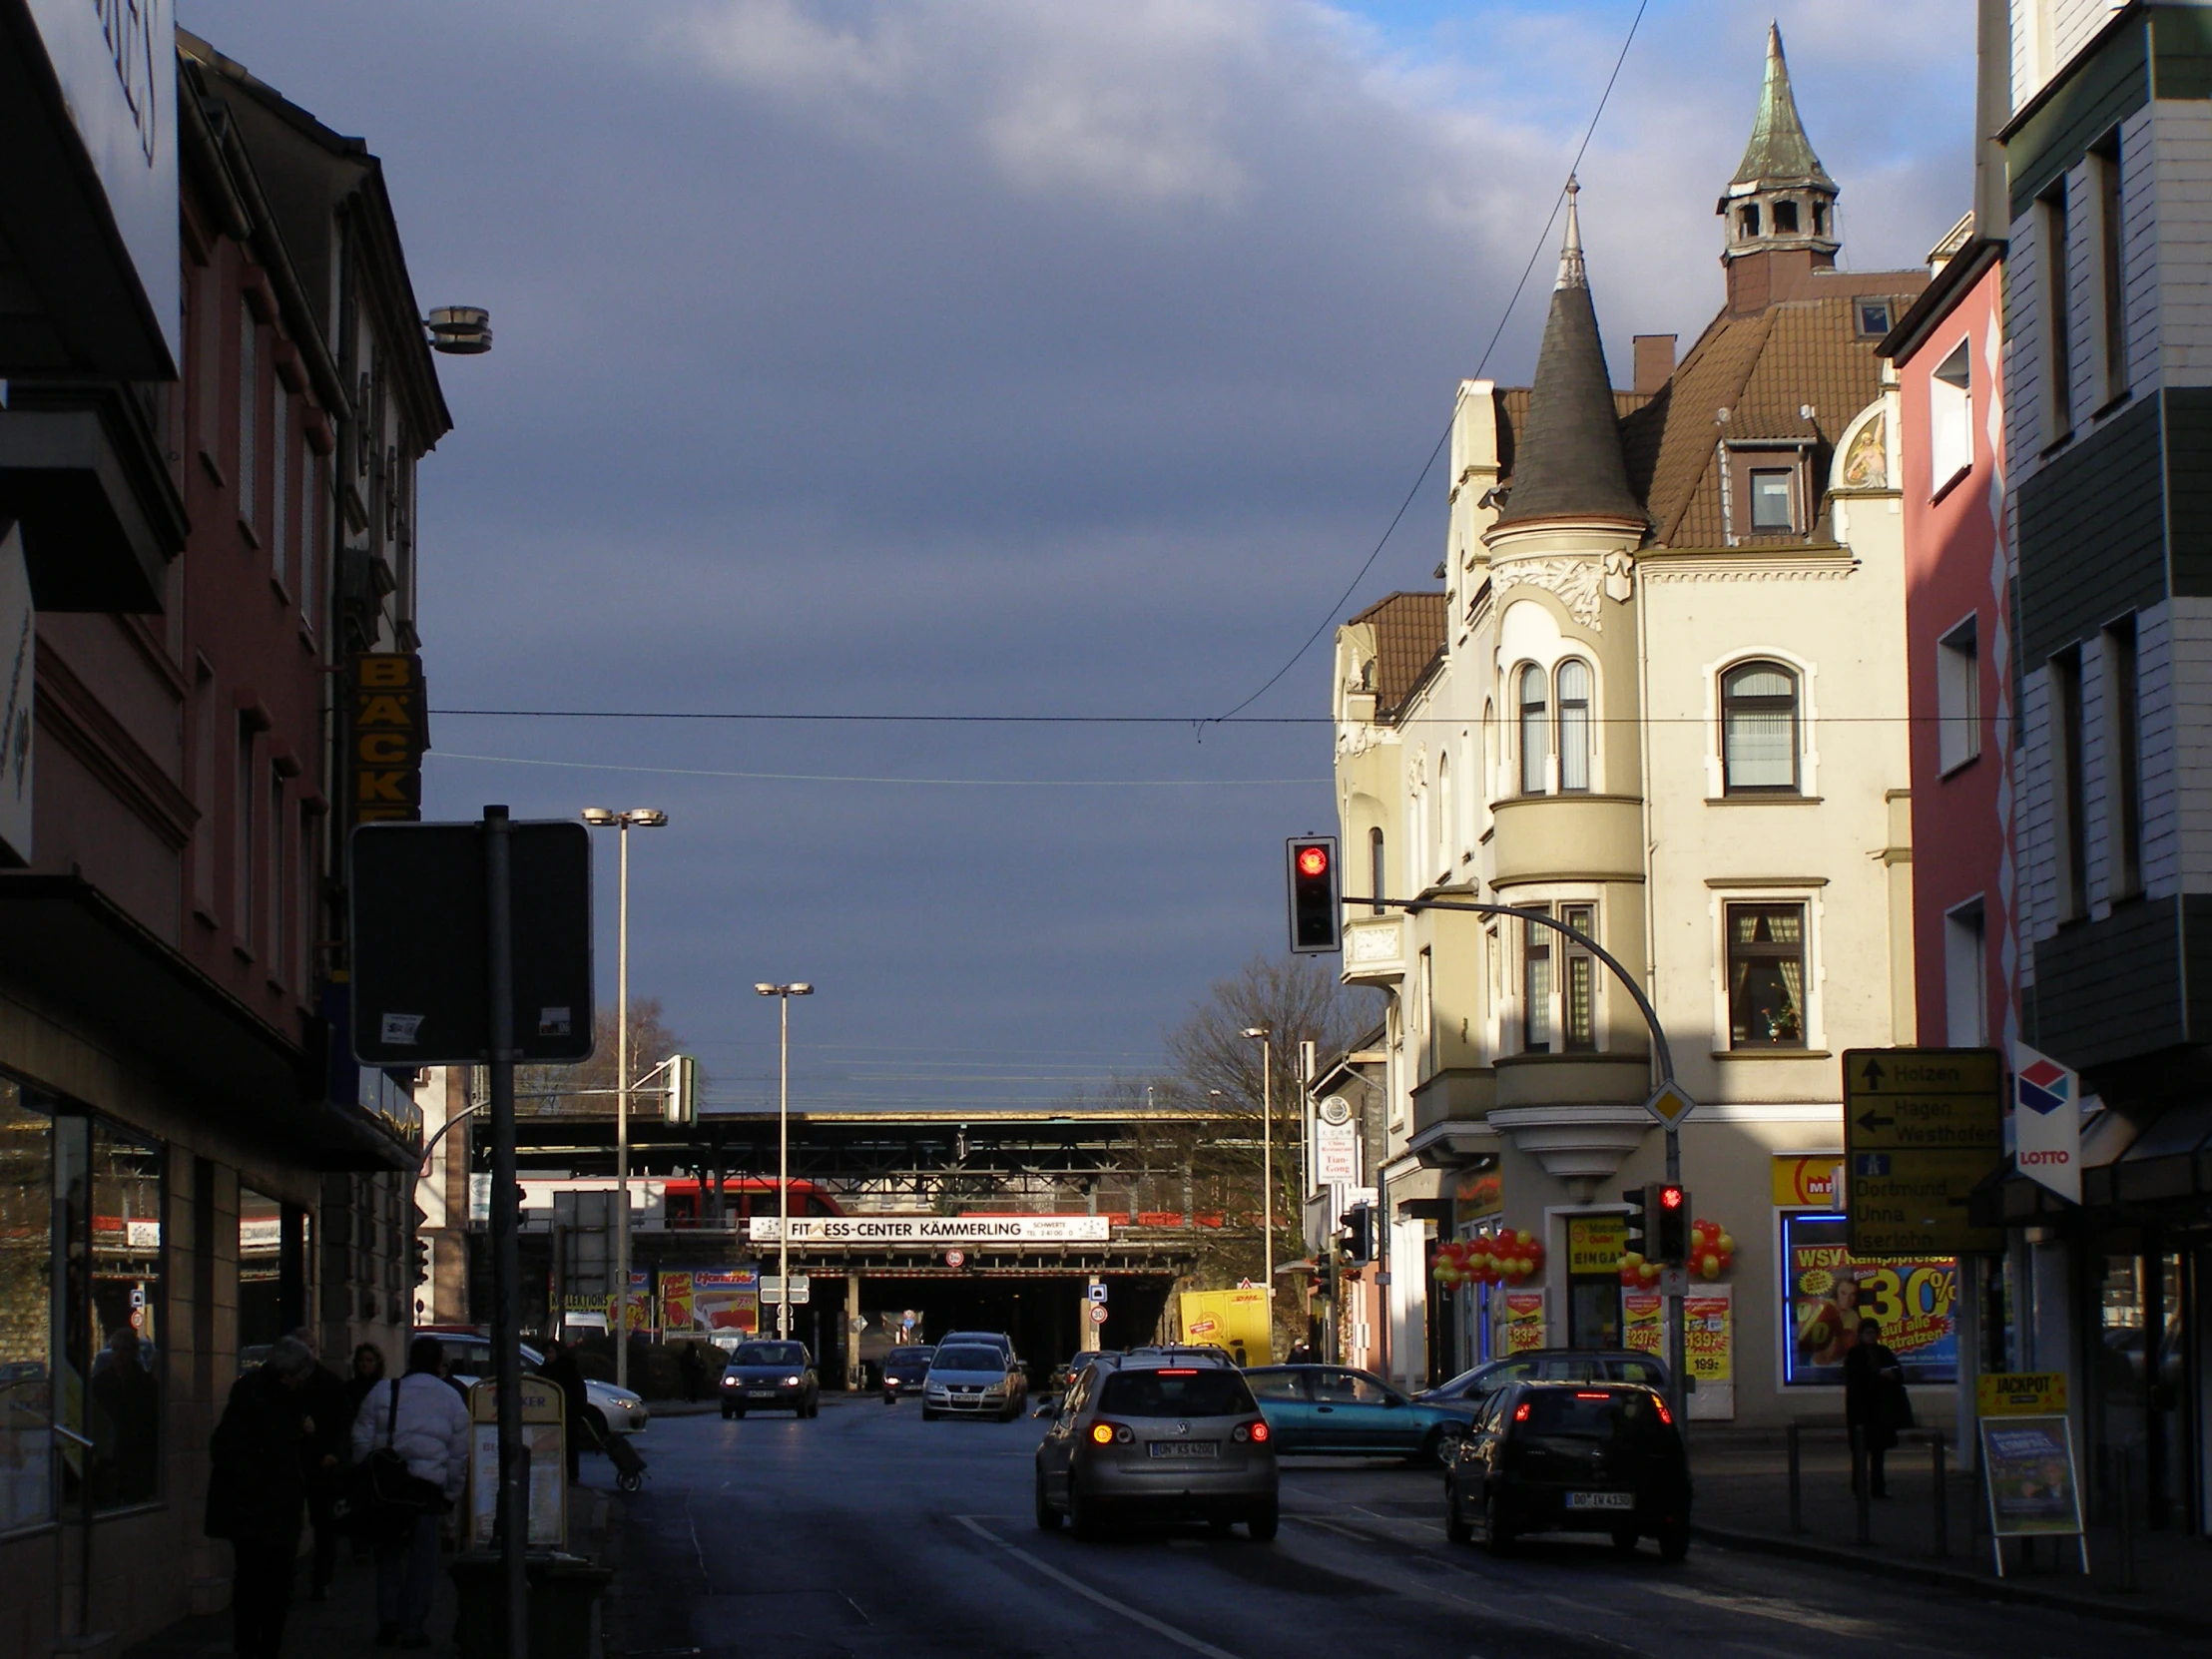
846, 1271, 863, 1391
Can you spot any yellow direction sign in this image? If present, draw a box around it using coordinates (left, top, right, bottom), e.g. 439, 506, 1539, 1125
1841, 1047, 2004, 1255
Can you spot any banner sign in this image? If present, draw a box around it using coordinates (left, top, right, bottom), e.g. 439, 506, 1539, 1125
1771, 1155, 1843, 1208
1977, 1372, 2067, 1416
1567, 1215, 1627, 1275
349, 653, 428, 825
2012, 1042, 2081, 1203
1980, 1415, 2084, 1537
1502, 1289, 1546, 1355
748, 1215, 1112, 1245
1684, 1286, 1733, 1383
1782, 1213, 1957, 1385
1621, 1290, 1662, 1357
1315, 1117, 1361, 1185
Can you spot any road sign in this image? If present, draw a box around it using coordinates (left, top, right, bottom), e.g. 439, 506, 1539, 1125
1643, 1081, 1697, 1129
846, 1315, 865, 1335
1657, 1266, 1688, 1297
1088, 1305, 1109, 1326
1086, 1283, 1108, 1304
760, 1275, 812, 1306
944, 1250, 965, 1269
1841, 1047, 2004, 1255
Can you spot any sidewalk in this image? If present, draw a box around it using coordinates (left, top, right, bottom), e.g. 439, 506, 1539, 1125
120, 1486, 616, 1659
1689, 1425, 2212, 1634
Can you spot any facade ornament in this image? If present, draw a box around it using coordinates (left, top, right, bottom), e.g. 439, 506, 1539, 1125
1602, 549, 1634, 603
1491, 556, 1608, 631
1841, 408, 1888, 489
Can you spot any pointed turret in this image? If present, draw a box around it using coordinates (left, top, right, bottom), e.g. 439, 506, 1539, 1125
1717, 24, 1840, 313
1493, 179, 1642, 530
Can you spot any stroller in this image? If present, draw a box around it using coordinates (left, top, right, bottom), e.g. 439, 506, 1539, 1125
584, 1417, 647, 1492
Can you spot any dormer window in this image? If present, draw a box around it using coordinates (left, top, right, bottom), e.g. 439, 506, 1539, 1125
1773, 199, 1799, 234
1856, 299, 1893, 338
1726, 444, 1809, 540
1739, 203, 1761, 238
1749, 469, 1795, 531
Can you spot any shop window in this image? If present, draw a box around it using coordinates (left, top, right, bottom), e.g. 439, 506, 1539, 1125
240, 1189, 283, 1356
1721, 661, 1801, 794
1557, 660, 1592, 793
1727, 901, 1807, 1048
59, 1116, 165, 1509
1780, 1212, 1958, 1385
0, 1081, 54, 1532
1561, 903, 1597, 1052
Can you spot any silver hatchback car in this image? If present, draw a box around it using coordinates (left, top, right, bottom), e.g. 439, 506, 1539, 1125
1034, 1356, 1279, 1539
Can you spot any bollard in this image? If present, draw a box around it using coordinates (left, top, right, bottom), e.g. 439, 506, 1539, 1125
1852, 1425, 1872, 1546
1931, 1430, 1947, 1557
1786, 1420, 1804, 1534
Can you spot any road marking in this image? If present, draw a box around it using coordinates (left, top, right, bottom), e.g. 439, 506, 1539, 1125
951, 1515, 1245, 1659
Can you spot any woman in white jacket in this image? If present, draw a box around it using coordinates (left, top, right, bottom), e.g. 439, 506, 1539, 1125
352, 1336, 471, 1648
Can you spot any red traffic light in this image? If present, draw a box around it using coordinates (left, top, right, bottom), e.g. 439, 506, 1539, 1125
1296, 844, 1330, 878
1659, 1185, 1684, 1210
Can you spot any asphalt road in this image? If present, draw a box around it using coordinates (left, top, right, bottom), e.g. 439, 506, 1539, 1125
601, 1400, 2203, 1659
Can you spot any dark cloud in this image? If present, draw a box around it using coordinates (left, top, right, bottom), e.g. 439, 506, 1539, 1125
180, 0, 1973, 1106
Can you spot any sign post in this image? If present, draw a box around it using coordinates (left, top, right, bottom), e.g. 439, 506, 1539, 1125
1841, 1048, 2004, 1256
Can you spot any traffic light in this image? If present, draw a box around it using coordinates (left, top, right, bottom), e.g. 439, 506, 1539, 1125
1286, 835, 1342, 954
1655, 1183, 1690, 1266
1337, 1202, 1374, 1265
1621, 1184, 1652, 1259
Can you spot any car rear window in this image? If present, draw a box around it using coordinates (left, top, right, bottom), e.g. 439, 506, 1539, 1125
1612, 1358, 1666, 1387
734, 1344, 806, 1367
932, 1346, 1004, 1372
1516, 1389, 1671, 1443
1098, 1369, 1257, 1418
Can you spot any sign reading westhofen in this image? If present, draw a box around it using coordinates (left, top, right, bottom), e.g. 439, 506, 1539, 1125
1841, 1048, 2004, 1256
748, 1215, 1113, 1245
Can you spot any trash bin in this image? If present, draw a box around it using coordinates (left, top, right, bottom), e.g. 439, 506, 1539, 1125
450, 1552, 614, 1659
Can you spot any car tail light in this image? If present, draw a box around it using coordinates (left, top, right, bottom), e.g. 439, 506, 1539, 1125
1157, 1368, 1198, 1376
1655, 1398, 1674, 1425
1089, 1422, 1114, 1444
1248, 1420, 1271, 1443
1575, 1390, 1610, 1399
1513, 1401, 1531, 1422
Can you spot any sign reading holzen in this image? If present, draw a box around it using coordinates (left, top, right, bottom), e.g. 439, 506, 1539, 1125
747, 1215, 1112, 1245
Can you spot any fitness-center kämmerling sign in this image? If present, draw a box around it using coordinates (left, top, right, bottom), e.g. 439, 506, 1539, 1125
747, 1216, 1113, 1245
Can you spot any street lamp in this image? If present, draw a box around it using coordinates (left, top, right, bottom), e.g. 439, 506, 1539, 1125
756, 982, 815, 1337
1242, 1025, 1274, 1362
583, 807, 668, 1387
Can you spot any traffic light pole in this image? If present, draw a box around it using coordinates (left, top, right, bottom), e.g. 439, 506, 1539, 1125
484, 807, 529, 1659
1345, 894, 1686, 1424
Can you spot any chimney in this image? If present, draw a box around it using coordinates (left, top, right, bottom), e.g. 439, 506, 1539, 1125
1633, 334, 1677, 395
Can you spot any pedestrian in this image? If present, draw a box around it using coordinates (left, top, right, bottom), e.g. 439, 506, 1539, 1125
539, 1337, 591, 1483
207, 1336, 317, 1659
1843, 1328, 1911, 1497
290, 1330, 353, 1601
679, 1341, 707, 1404
351, 1336, 470, 1650
344, 1343, 388, 1420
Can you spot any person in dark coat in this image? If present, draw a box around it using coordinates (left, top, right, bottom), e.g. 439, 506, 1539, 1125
207, 1337, 317, 1659
1843, 1329, 1910, 1497
344, 1344, 388, 1419
291, 1331, 353, 1600
538, 1338, 591, 1482
678, 1341, 708, 1403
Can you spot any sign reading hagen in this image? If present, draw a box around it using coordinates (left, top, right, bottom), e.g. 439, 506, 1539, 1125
747, 1215, 1114, 1245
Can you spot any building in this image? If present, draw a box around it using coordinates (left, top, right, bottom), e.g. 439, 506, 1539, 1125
0, 22, 455, 1656
1330, 26, 1935, 1423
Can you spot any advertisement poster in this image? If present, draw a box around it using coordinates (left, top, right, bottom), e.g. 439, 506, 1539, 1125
1502, 1290, 1547, 1355
1453, 1163, 1502, 1221
1684, 1287, 1733, 1383
661, 1268, 759, 1338
1567, 1216, 1626, 1275
1621, 1291, 1662, 1356
1782, 1213, 1957, 1385
1980, 1415, 2083, 1536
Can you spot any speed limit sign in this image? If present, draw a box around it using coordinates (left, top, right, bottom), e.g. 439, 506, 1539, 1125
945, 1249, 966, 1269
1088, 1305, 1109, 1326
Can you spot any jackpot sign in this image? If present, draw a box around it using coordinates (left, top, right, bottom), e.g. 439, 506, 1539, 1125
748, 1215, 1113, 1246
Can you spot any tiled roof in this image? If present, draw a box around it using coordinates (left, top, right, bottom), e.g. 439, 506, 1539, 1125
1348, 591, 1447, 720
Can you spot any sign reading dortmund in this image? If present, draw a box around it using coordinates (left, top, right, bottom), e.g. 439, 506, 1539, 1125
1841, 1048, 2003, 1255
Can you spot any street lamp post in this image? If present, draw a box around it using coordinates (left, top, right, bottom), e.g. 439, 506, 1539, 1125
1242, 1025, 1273, 1362
755, 982, 815, 1337
583, 808, 668, 1389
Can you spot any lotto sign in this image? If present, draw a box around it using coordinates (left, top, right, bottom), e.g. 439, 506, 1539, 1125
2012, 1043, 2080, 1203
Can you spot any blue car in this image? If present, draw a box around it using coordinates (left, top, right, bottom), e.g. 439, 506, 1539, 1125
1244, 1365, 1464, 1461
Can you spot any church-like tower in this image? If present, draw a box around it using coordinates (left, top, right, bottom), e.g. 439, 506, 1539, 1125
1717, 23, 1840, 315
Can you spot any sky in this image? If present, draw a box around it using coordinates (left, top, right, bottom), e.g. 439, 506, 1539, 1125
180, 0, 1977, 1114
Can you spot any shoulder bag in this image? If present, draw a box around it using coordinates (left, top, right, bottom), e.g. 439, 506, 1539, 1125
354, 1379, 448, 1538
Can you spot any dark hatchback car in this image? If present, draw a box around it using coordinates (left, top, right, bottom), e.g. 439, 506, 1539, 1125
881, 1345, 935, 1403
1442, 1381, 1690, 1560
1418, 1349, 1670, 1415
721, 1341, 820, 1418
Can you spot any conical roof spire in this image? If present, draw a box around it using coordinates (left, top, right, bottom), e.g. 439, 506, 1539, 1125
1731, 22, 1834, 191
1495, 182, 1641, 530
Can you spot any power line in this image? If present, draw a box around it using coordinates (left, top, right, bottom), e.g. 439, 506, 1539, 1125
427, 709, 1962, 729
1206, 0, 1652, 725
425, 751, 1327, 789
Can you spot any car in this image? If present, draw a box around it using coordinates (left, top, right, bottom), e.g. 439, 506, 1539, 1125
922, 1342, 1027, 1421
1125, 1344, 1236, 1368
1243, 1365, 1465, 1461
936, 1331, 1026, 1409
881, 1345, 935, 1403
1417, 1349, 1670, 1415
1034, 1354, 1279, 1540
1441, 1381, 1691, 1561
423, 1328, 650, 1436
720, 1341, 820, 1417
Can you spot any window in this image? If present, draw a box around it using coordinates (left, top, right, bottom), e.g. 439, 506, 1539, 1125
1721, 661, 1801, 794
238, 299, 258, 531
1481, 703, 1497, 811
0, 1080, 54, 1531
271, 383, 289, 586
1930, 339, 1972, 490
1728, 902, 1807, 1048
67, 1117, 166, 1509
192, 672, 219, 919
2041, 183, 2074, 439
301, 450, 322, 634
1781, 1212, 1958, 1385
1418, 947, 1437, 1077
1943, 900, 1987, 1046
1856, 300, 1892, 338
235, 720, 255, 945
1522, 909, 1552, 1054
2053, 648, 2087, 919
2107, 618, 2141, 898
269, 770, 285, 977
1557, 660, 1592, 792
1518, 665, 1548, 795
298, 809, 316, 989
1813, 201, 1829, 238
1773, 199, 1800, 234
1561, 903, 1597, 1052
1437, 752, 1453, 873
1937, 616, 1980, 773
1738, 203, 1761, 239
1749, 468, 1796, 533
1369, 828, 1384, 915
2094, 136, 2127, 403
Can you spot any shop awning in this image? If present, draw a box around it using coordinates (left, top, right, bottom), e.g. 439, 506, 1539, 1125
1973, 1099, 2212, 1223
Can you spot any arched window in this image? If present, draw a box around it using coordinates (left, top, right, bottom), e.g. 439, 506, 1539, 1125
1722, 661, 1801, 793
1481, 702, 1497, 807
1437, 753, 1453, 871
1369, 827, 1385, 915
1518, 665, 1548, 795
1556, 659, 1592, 793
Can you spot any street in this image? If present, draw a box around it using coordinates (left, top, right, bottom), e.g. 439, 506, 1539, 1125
603, 1404, 2200, 1659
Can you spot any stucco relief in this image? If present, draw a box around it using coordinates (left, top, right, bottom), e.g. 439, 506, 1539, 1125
1490, 556, 1608, 631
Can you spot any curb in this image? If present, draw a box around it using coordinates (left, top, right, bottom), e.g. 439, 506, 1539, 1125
1690, 1522, 2212, 1637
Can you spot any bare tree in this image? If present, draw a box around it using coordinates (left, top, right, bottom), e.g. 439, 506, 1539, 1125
517, 998, 688, 1118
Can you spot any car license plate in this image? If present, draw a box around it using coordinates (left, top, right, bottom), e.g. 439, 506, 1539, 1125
1566, 1491, 1634, 1510
748, 1389, 776, 1399
1148, 1441, 1218, 1458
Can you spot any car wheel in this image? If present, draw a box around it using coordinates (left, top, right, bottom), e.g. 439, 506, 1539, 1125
721, 1404, 734, 1420
1611, 1527, 1640, 1554
730, 1406, 747, 1419
1246, 1501, 1279, 1543
1033, 1472, 1061, 1531
1658, 1520, 1690, 1563
1409, 1427, 1444, 1467
1068, 1480, 1103, 1541
1484, 1493, 1514, 1556
1444, 1481, 1471, 1545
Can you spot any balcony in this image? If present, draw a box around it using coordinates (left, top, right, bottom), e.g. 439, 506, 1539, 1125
1488, 794, 1643, 889
1407, 1068, 1496, 1167
1341, 913, 1405, 985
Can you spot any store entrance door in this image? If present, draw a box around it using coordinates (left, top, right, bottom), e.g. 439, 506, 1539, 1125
1566, 1215, 1627, 1349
